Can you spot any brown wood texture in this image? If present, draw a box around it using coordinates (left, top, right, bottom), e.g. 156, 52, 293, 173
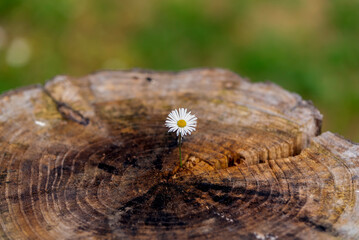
0, 69, 358, 239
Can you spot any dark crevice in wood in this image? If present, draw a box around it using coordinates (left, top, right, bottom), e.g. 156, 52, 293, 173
42, 87, 90, 126
97, 163, 120, 175
297, 216, 339, 237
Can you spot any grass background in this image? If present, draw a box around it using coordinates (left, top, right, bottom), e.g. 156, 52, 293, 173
0, 0, 358, 141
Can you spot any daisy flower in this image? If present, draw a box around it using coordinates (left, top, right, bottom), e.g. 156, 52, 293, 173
165, 108, 197, 167
165, 108, 197, 137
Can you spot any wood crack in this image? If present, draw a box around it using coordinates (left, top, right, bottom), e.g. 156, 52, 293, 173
42, 88, 90, 126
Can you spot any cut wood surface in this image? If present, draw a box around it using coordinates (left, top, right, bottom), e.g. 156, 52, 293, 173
0, 68, 358, 239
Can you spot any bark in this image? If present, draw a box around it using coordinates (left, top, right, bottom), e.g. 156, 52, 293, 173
0, 69, 358, 239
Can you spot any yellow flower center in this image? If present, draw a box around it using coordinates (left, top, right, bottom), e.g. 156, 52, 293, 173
177, 119, 187, 128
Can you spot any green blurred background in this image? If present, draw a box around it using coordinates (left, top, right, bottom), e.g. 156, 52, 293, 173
0, 0, 358, 141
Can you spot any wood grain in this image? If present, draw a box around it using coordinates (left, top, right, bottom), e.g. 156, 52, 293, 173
0, 69, 357, 239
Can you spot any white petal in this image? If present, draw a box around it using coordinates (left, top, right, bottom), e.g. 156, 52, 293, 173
181, 128, 186, 136
165, 119, 175, 123
184, 111, 191, 120
179, 108, 184, 118
168, 112, 177, 121
173, 110, 179, 118
182, 108, 187, 118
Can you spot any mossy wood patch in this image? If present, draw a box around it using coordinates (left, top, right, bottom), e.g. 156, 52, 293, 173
0, 69, 358, 239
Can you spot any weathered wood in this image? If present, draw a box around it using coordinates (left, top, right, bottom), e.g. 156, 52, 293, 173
0, 69, 357, 239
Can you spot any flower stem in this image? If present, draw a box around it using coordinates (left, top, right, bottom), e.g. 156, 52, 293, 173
179, 134, 182, 167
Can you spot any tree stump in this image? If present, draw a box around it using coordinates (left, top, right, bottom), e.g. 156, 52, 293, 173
0, 69, 358, 240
